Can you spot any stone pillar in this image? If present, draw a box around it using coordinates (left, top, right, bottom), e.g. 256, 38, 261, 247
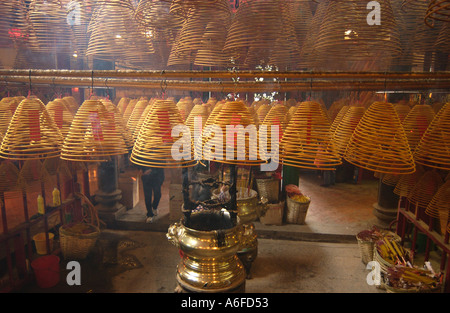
372, 178, 399, 228
95, 157, 126, 228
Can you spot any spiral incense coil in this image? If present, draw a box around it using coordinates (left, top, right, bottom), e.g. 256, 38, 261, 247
382, 173, 402, 187
27, 0, 76, 53
0, 0, 29, 46
224, 0, 300, 69
86, 0, 154, 65
0, 97, 63, 161
414, 103, 450, 171
194, 20, 232, 68
407, 170, 443, 209
287, 105, 298, 122
122, 98, 138, 124
435, 22, 450, 52
131, 99, 196, 168
330, 105, 349, 134
332, 106, 366, 157
127, 99, 149, 137
101, 99, 134, 149
46, 99, 74, 138
185, 104, 210, 138
393, 164, 425, 197
177, 97, 194, 121
62, 96, 79, 115
402, 104, 436, 152
344, 102, 415, 175
425, 0, 450, 27
279, 101, 341, 170
311, 0, 401, 71
61, 99, 128, 162
135, 0, 183, 31
0, 97, 22, 135
0, 161, 19, 193
17, 159, 53, 191
256, 105, 271, 125
200, 101, 263, 166
425, 178, 450, 219
133, 99, 155, 140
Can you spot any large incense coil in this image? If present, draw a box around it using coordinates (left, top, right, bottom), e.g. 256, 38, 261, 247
0, 97, 22, 134
279, 101, 341, 170
256, 105, 271, 125
407, 170, 443, 209
64, 0, 92, 56
101, 99, 134, 149
259, 103, 288, 156
185, 104, 210, 138
344, 102, 415, 175
62, 96, 79, 115
414, 103, 450, 171
328, 99, 348, 123
435, 22, 450, 52
223, 0, 300, 68
0, 161, 19, 193
0, 0, 29, 47
86, 0, 154, 66
0, 97, 63, 161
126, 99, 148, 137
61, 99, 129, 162
311, 0, 401, 71
133, 99, 155, 140
200, 101, 263, 166
425, 0, 450, 27
402, 104, 436, 152
135, 0, 183, 30
425, 179, 450, 232
46, 99, 74, 138
131, 99, 196, 168
332, 106, 366, 157
330, 105, 349, 134
204, 101, 224, 127
381, 173, 402, 187
394, 104, 411, 122
394, 164, 425, 197
194, 20, 232, 68
27, 0, 75, 53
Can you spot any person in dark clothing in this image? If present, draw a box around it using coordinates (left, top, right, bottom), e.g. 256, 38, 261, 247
141, 166, 165, 223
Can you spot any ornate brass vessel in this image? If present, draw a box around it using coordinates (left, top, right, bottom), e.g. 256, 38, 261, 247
167, 210, 246, 293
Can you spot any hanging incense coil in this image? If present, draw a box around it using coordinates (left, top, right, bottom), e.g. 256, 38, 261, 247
256, 105, 271, 125
279, 101, 341, 170
394, 164, 425, 197
87, 0, 154, 66
223, 0, 300, 69
131, 99, 196, 168
258, 103, 288, 158
402, 104, 436, 152
101, 99, 134, 149
126, 99, 149, 137
394, 104, 411, 123
133, 99, 155, 140
200, 101, 263, 166
116, 97, 130, 115
0, 160, 20, 193
407, 170, 443, 209
27, 0, 76, 53
46, 99, 74, 138
0, 0, 30, 47
434, 22, 450, 52
330, 105, 349, 134
17, 158, 53, 192
0, 97, 22, 135
344, 102, 415, 174
425, 178, 450, 234
311, 0, 401, 71
122, 98, 138, 124
0, 97, 63, 161
61, 99, 129, 162
177, 97, 194, 121
332, 106, 366, 157
425, 0, 450, 27
62, 96, 79, 115
414, 102, 450, 171
185, 104, 210, 138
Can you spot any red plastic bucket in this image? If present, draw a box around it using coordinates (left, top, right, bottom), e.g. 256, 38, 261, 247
31, 255, 60, 288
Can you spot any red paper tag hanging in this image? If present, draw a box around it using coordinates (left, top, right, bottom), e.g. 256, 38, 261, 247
89, 111, 104, 141
29, 109, 41, 142
157, 110, 172, 143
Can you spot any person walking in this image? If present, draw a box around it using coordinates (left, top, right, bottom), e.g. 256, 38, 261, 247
141, 166, 165, 223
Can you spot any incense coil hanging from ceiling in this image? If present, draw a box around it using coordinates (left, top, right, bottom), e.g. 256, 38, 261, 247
0, 161, 20, 194
393, 164, 425, 198
167, 0, 231, 68
86, 0, 154, 68
344, 101, 415, 175
279, 101, 341, 170
407, 169, 443, 210
27, 0, 76, 53
393, 104, 411, 123
131, 99, 197, 168
331, 105, 366, 158
311, 0, 401, 71
0, 97, 64, 161
425, 178, 450, 235
61, 99, 129, 162
101, 98, 134, 150
402, 104, 436, 152
434, 22, 450, 53
64, 0, 93, 57
126, 99, 149, 138
133, 99, 155, 140
223, 0, 301, 69
199, 101, 263, 166
0, 97, 22, 135
0, 0, 29, 48
414, 102, 450, 171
